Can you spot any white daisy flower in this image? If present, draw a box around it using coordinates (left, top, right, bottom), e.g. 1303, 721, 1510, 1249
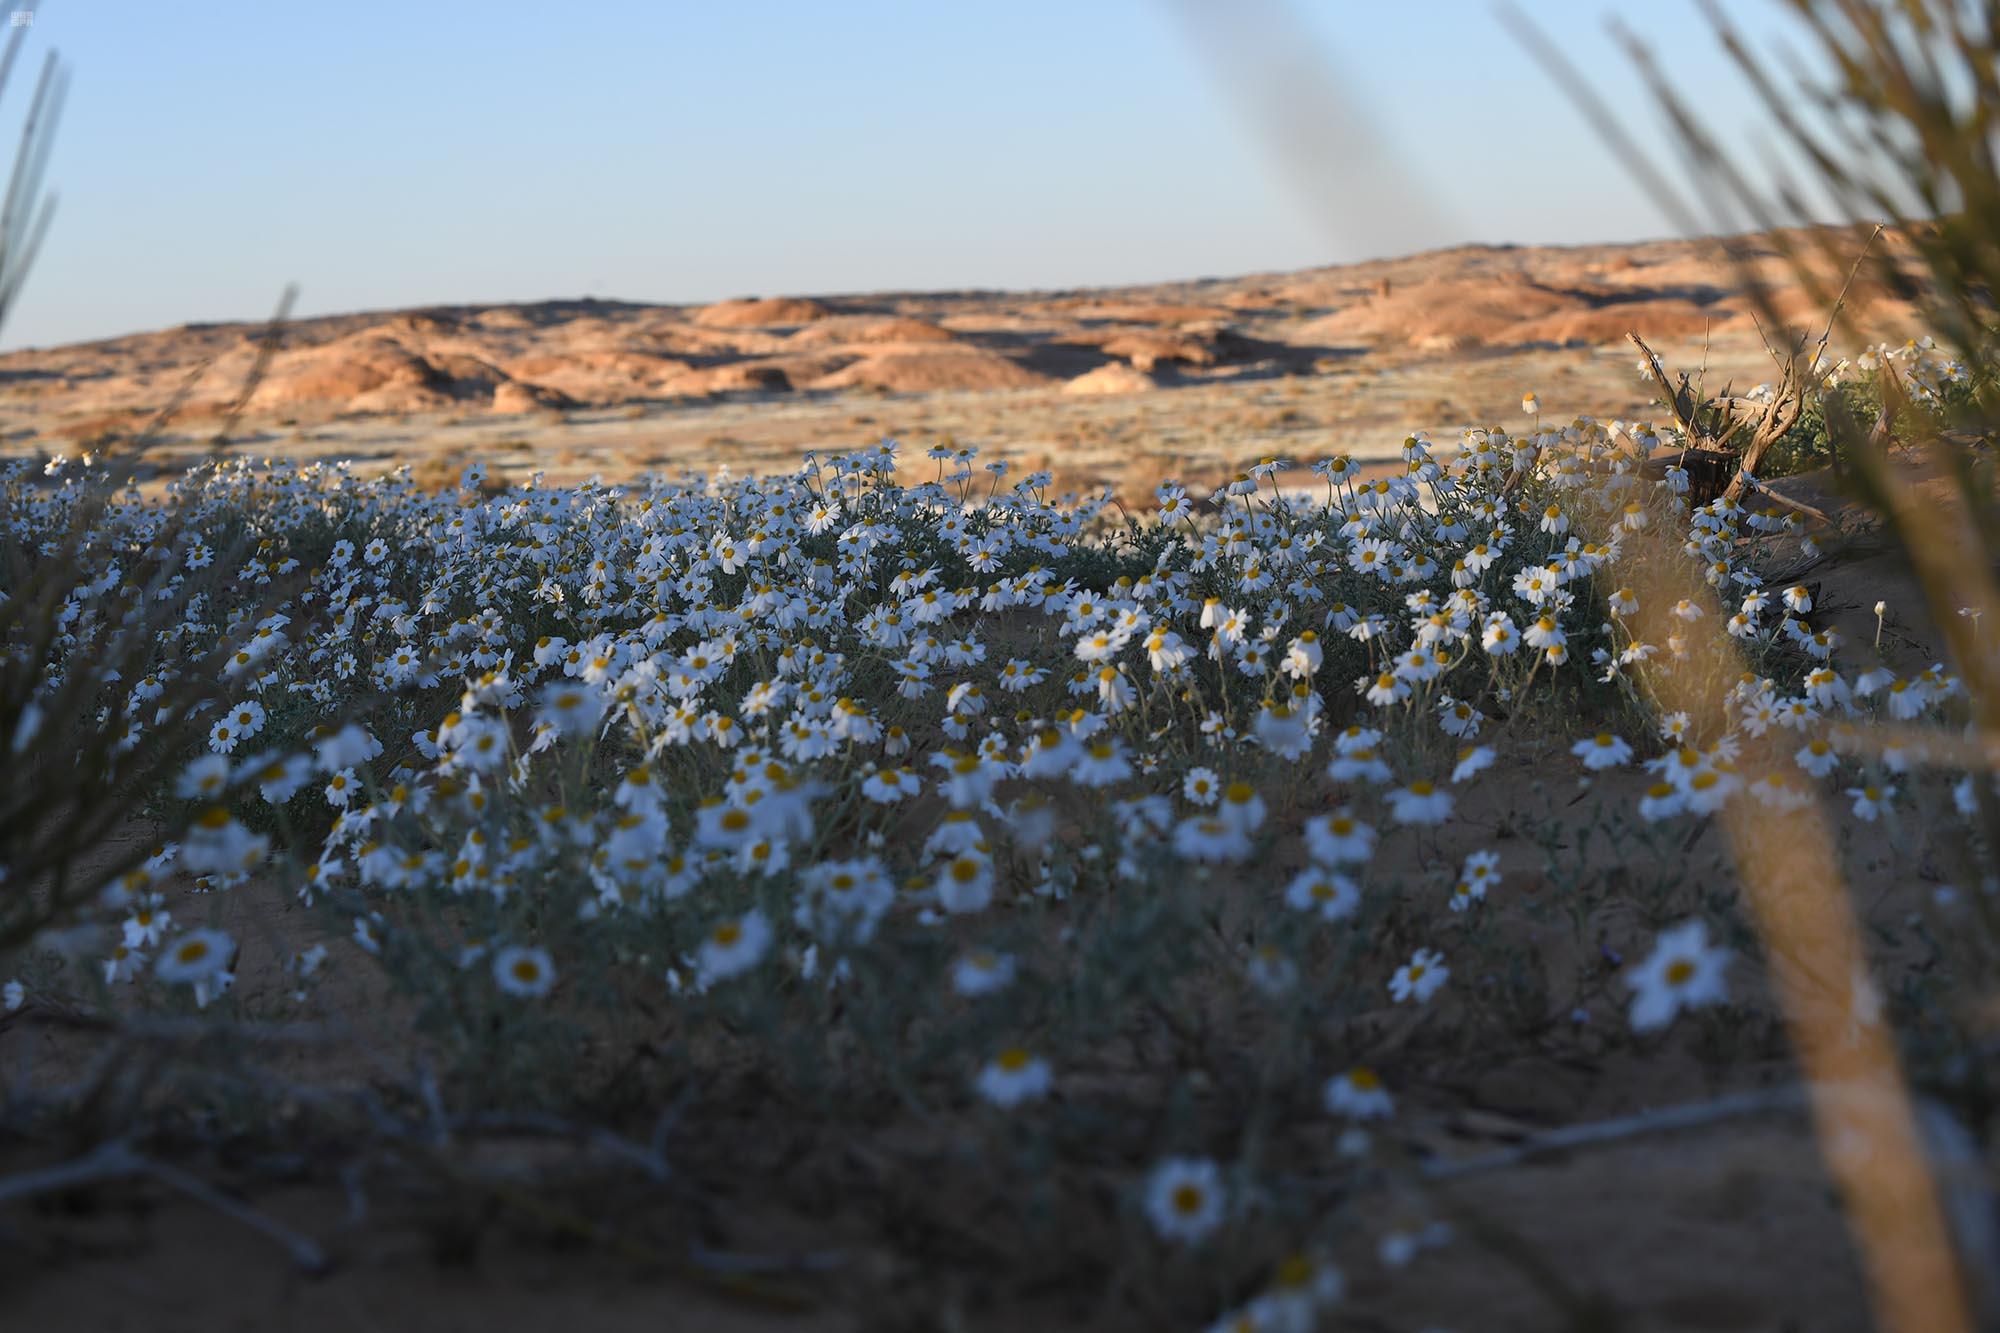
1450, 745, 1496, 783
1385, 780, 1453, 825
951, 949, 1017, 997
156, 928, 235, 986
1323, 1066, 1395, 1119
696, 909, 773, 987
1303, 809, 1375, 865
1638, 781, 1687, 822
1284, 867, 1359, 921
492, 944, 556, 998
1143, 1157, 1226, 1244
1845, 783, 1894, 821
1571, 732, 1632, 770
1627, 920, 1729, 1031
1389, 947, 1448, 1003
974, 1046, 1052, 1108
935, 853, 996, 914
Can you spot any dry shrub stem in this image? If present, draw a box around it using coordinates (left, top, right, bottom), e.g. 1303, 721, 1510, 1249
1421, 1086, 1807, 1183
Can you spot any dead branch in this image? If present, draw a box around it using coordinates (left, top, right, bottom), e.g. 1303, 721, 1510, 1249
142, 1154, 330, 1273
1813, 224, 1886, 370
10, 1007, 351, 1047
0, 1135, 142, 1203
1723, 360, 1806, 504
1739, 478, 1837, 527
0, 1137, 329, 1273
1632, 230, 1883, 508
452, 1110, 673, 1182
1628, 331, 1701, 449
1420, 1086, 1806, 1182
1723, 227, 1884, 504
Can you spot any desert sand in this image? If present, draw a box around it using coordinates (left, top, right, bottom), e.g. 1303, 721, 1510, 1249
0, 228, 1917, 492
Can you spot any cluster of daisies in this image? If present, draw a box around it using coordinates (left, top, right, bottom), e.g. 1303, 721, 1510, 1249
1820, 334, 1974, 402
1, 405, 1972, 1320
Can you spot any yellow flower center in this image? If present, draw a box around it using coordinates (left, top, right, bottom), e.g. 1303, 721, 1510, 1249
1274, 1254, 1315, 1289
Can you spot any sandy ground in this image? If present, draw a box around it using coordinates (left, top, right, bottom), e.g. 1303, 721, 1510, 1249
0, 1117, 1864, 1332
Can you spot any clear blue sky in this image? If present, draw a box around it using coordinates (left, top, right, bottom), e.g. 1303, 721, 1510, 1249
1, 0, 1809, 349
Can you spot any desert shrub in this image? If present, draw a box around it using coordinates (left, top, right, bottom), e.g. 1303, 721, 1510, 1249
1711, 339, 1990, 480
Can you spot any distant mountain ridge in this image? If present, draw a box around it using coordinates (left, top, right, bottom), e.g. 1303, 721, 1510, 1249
0, 227, 1920, 434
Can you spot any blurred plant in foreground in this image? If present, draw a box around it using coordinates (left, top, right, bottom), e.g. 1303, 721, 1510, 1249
1510, 1, 2000, 1327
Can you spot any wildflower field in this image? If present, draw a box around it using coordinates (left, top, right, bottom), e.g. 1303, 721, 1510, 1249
1, 339, 1996, 1330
